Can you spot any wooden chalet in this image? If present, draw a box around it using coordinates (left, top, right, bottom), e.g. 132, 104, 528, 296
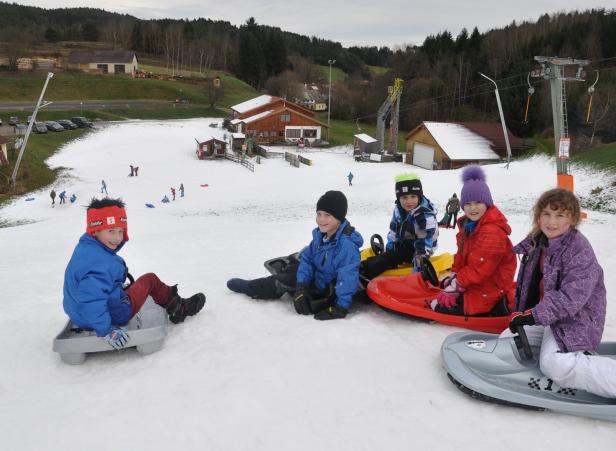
405, 121, 523, 170
195, 137, 227, 159
67, 51, 139, 75
229, 95, 328, 144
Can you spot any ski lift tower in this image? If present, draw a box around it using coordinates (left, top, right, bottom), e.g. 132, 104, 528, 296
376, 78, 403, 155
531, 56, 588, 191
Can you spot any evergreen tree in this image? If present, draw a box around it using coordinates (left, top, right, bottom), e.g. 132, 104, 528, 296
81, 21, 99, 41
44, 26, 59, 43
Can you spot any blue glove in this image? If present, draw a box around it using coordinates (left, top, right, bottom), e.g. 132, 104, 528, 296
104, 328, 129, 350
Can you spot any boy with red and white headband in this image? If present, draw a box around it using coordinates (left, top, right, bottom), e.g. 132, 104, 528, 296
63, 198, 206, 350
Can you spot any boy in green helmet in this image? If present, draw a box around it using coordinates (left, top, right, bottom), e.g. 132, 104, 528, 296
360, 173, 439, 280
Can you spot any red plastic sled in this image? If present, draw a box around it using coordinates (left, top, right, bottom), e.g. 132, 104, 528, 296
367, 274, 511, 334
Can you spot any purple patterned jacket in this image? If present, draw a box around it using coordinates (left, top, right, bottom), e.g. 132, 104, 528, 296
513, 229, 606, 352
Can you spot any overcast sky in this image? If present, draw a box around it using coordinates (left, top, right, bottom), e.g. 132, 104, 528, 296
18, 0, 616, 47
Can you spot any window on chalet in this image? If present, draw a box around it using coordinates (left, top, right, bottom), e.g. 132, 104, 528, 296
286, 129, 301, 138
280, 114, 290, 122
303, 129, 317, 138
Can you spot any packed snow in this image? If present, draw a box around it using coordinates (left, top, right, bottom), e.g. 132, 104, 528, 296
1, 118, 615, 450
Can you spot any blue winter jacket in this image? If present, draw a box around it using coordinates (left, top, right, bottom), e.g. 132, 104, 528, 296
386, 196, 439, 256
296, 220, 364, 310
63, 233, 132, 337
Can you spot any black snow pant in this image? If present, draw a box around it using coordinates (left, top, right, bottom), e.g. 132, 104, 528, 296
247, 263, 299, 299
446, 211, 458, 228
360, 246, 415, 280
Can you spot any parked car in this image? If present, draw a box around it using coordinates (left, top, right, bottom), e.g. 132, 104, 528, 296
33, 122, 48, 133
8, 116, 19, 126
14, 124, 27, 135
71, 116, 93, 128
45, 121, 65, 132
56, 119, 78, 130
0, 117, 2, 126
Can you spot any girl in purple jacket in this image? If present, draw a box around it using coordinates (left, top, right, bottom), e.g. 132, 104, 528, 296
508, 189, 616, 398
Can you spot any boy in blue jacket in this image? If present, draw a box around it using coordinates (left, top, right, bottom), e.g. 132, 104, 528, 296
360, 173, 438, 280
63, 198, 206, 350
227, 190, 364, 320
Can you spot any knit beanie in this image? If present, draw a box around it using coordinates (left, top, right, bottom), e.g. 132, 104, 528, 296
316, 190, 348, 222
86, 205, 129, 241
395, 173, 423, 201
460, 165, 493, 207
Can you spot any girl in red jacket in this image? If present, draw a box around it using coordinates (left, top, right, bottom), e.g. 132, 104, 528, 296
434, 165, 516, 316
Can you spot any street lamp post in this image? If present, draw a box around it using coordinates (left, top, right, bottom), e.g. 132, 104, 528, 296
11, 72, 54, 186
479, 72, 512, 167
327, 59, 335, 140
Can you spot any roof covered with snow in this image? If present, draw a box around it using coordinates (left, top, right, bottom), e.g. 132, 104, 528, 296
232, 133, 245, 139
231, 95, 275, 114
354, 133, 377, 144
423, 122, 501, 160
195, 135, 226, 144
241, 109, 275, 124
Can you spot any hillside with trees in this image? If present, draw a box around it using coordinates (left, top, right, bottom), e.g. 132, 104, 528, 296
1, 2, 616, 147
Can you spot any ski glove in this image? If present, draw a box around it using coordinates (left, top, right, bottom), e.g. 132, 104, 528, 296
509, 310, 535, 333
314, 305, 347, 321
436, 278, 465, 309
293, 284, 312, 315
104, 328, 129, 350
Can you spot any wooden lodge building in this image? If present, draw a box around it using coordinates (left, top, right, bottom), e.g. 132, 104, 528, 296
67, 51, 139, 75
229, 95, 328, 144
405, 121, 523, 170
195, 136, 227, 159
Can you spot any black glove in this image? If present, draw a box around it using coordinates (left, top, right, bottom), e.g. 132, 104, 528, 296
293, 285, 312, 315
413, 254, 427, 273
509, 310, 535, 333
314, 305, 347, 321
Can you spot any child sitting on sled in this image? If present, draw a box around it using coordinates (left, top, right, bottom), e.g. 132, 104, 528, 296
226, 190, 364, 320
63, 197, 206, 350
507, 188, 616, 398
360, 173, 438, 280
434, 165, 516, 316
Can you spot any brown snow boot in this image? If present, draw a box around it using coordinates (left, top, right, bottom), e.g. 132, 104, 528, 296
165, 286, 206, 324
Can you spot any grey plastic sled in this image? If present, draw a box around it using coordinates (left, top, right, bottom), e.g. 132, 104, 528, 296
441, 327, 616, 422
53, 297, 168, 364
264, 252, 300, 276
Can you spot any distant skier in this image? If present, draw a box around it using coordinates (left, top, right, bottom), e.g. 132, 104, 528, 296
50, 189, 56, 208
161, 195, 170, 203
171, 187, 176, 201
101, 180, 107, 195
70, 194, 77, 204
179, 183, 184, 198
445, 193, 460, 228
134, 167, 139, 176
129, 165, 134, 177
59, 190, 67, 204
347, 171, 354, 186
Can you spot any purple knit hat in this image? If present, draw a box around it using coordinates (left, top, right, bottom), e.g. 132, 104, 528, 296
460, 165, 493, 207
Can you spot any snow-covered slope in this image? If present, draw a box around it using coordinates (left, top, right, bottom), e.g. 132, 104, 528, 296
1, 119, 615, 450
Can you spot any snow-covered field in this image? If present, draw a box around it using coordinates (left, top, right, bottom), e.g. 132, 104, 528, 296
1, 118, 615, 450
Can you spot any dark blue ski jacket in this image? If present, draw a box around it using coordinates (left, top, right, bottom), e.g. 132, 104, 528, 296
63, 233, 131, 336
296, 220, 364, 310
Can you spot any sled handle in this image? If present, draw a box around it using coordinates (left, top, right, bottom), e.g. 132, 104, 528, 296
514, 325, 533, 360
370, 234, 385, 256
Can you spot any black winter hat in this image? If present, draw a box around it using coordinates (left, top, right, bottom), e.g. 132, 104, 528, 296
395, 173, 423, 201
316, 190, 348, 222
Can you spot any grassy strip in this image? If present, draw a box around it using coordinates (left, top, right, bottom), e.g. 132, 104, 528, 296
573, 142, 616, 171
0, 71, 257, 110
0, 129, 88, 204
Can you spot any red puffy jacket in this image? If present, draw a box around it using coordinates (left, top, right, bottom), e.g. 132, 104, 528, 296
452, 205, 516, 315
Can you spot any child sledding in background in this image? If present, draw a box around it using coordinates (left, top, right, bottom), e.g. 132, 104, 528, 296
227, 190, 364, 320
360, 173, 438, 280
506, 188, 616, 398
434, 165, 516, 316
63, 198, 206, 349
